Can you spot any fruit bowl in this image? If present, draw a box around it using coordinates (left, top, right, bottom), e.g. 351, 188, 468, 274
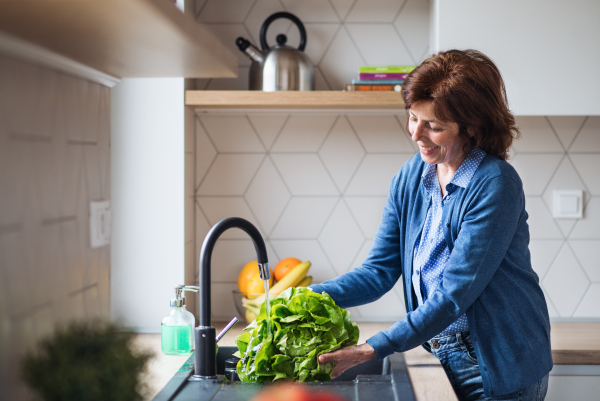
232, 290, 265, 323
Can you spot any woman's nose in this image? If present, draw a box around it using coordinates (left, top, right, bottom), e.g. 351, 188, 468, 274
411, 121, 423, 142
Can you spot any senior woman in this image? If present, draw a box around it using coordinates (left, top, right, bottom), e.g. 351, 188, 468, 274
310, 49, 552, 401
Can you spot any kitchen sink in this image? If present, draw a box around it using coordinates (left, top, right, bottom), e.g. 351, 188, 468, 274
152, 346, 416, 401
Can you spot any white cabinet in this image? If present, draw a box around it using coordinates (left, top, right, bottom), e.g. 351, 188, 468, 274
430, 0, 600, 116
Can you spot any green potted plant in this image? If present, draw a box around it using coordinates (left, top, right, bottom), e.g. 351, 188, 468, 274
21, 320, 153, 401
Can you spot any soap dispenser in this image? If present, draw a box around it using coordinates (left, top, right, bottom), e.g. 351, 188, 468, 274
161, 285, 198, 355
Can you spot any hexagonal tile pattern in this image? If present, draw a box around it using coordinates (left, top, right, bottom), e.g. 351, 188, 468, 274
281, 0, 340, 22
547, 116, 586, 150
247, 114, 289, 150
209, 239, 277, 283
195, 202, 212, 258
211, 282, 239, 321
195, 116, 217, 188
271, 115, 336, 152
346, 24, 413, 66
197, 197, 262, 239
270, 197, 338, 239
197, 154, 264, 195
315, 67, 331, 90
529, 240, 564, 280
569, 117, 600, 152
269, 239, 339, 283
329, 0, 356, 21
525, 197, 563, 239
573, 284, 600, 318
271, 153, 339, 195
245, 157, 291, 235
319, 201, 366, 272
570, 154, 600, 196
355, 289, 406, 320
345, 154, 411, 195
347, 115, 415, 152
345, 197, 387, 239
513, 116, 564, 152
319, 117, 365, 192
570, 198, 600, 239
350, 239, 374, 271
541, 156, 589, 236
345, 0, 404, 22
200, 115, 265, 152
543, 244, 590, 317
509, 154, 562, 196
320, 27, 365, 90
394, 0, 430, 63
286, 24, 340, 65
568, 240, 600, 282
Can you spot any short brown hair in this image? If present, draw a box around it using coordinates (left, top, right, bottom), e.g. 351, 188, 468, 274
402, 49, 519, 160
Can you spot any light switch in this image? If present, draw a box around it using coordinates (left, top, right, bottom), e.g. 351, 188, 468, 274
90, 200, 112, 248
553, 190, 583, 219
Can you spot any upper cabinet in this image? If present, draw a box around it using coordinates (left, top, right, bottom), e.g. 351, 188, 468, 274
430, 0, 600, 116
0, 0, 237, 80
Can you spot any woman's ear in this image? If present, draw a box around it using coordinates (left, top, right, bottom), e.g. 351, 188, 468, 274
467, 127, 475, 138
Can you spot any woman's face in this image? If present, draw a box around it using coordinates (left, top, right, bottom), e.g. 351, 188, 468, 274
408, 101, 466, 169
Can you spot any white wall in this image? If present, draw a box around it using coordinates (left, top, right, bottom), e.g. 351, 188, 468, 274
431, 0, 600, 116
111, 78, 185, 332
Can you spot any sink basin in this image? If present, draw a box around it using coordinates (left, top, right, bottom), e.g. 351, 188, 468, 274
152, 346, 416, 401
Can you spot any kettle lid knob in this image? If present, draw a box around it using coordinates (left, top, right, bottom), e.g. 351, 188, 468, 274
276, 34, 287, 46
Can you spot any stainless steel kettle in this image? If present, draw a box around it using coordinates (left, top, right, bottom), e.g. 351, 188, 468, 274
236, 12, 315, 91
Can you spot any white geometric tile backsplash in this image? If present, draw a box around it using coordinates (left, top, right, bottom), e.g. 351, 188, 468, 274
191, 0, 600, 322
193, 111, 600, 322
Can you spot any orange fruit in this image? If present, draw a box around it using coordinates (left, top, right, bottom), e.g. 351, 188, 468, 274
274, 257, 302, 281
238, 261, 259, 293
246, 271, 274, 299
238, 260, 274, 294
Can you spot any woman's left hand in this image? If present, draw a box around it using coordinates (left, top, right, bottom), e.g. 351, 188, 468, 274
318, 343, 377, 378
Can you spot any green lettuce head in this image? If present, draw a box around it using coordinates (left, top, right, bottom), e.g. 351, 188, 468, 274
233, 287, 359, 382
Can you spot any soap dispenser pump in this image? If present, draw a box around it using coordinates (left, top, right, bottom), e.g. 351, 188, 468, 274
161, 285, 198, 355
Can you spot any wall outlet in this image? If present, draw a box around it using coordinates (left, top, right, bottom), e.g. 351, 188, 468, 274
90, 200, 111, 248
553, 190, 583, 219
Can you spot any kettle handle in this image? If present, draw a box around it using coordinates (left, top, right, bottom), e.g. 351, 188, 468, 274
259, 12, 306, 52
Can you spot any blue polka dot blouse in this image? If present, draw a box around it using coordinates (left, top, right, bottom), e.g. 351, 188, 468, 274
412, 147, 486, 338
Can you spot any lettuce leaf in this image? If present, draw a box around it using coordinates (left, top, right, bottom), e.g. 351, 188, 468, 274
234, 287, 359, 382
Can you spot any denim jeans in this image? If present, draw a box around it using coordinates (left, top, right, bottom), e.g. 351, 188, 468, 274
427, 331, 549, 401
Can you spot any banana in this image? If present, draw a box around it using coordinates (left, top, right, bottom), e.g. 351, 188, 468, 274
296, 275, 312, 287
245, 309, 257, 322
246, 261, 311, 307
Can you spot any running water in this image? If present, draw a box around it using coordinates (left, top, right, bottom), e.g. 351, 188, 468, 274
263, 279, 272, 339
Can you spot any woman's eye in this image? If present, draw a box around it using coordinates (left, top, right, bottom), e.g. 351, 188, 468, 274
431, 127, 442, 132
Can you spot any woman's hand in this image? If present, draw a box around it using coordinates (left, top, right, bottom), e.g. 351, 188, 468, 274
318, 343, 377, 378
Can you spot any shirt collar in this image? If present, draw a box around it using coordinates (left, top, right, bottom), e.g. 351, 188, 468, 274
421, 148, 486, 192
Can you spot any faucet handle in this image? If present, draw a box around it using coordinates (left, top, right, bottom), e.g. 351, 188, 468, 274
216, 317, 239, 343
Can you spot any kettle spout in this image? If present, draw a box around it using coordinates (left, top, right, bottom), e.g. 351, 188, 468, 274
236, 37, 264, 64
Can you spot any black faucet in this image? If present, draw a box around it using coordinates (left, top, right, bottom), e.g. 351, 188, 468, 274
190, 217, 269, 380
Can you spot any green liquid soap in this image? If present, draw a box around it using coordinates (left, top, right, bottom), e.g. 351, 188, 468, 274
161, 323, 193, 355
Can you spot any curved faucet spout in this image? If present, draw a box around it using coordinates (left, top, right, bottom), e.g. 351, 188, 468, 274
199, 217, 269, 327
193, 217, 268, 379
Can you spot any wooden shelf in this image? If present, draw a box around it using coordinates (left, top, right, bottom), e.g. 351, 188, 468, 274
185, 91, 406, 109
0, 0, 237, 79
